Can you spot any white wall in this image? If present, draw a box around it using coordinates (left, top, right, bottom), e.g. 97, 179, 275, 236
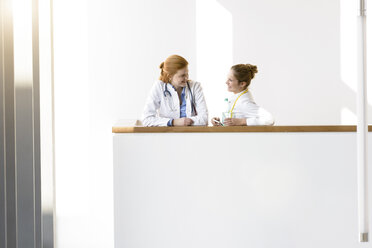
83, 0, 372, 125
52, 0, 372, 247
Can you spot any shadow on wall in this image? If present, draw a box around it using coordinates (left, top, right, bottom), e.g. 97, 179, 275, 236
217, 0, 372, 125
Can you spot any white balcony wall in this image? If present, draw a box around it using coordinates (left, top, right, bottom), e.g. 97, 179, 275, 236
52, 0, 371, 247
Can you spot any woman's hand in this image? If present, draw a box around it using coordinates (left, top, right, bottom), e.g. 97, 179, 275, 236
173, 117, 194, 126
211, 117, 222, 126
223, 118, 246, 126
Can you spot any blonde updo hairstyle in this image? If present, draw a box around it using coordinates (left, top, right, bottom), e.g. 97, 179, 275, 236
231, 64, 258, 89
159, 55, 189, 83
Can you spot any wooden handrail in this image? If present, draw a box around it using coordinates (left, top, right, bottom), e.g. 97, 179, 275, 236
112, 125, 372, 133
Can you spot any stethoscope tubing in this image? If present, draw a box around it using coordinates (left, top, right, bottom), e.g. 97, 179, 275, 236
163, 82, 197, 115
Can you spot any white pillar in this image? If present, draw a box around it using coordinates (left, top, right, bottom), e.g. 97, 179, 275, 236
357, 0, 368, 243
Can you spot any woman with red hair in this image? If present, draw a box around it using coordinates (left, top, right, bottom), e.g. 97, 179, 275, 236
142, 55, 208, 127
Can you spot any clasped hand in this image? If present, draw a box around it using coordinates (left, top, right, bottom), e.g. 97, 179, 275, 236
173, 117, 194, 126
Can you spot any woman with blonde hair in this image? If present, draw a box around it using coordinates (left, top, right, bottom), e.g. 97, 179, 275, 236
142, 55, 208, 126
211, 64, 274, 126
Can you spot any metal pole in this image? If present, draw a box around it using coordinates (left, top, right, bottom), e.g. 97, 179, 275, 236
357, 0, 368, 243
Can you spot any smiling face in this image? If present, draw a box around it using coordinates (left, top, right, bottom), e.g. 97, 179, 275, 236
226, 69, 247, 94
170, 67, 189, 89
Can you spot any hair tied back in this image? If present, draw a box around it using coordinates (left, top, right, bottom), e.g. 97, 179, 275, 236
246, 64, 258, 74
159, 62, 164, 69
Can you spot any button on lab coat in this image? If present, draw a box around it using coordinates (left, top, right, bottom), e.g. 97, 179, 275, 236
142, 80, 208, 126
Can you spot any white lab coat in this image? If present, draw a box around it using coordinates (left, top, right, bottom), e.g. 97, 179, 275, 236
228, 90, 274, 125
142, 80, 208, 126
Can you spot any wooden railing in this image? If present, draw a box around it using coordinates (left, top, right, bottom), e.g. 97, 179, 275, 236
112, 125, 372, 133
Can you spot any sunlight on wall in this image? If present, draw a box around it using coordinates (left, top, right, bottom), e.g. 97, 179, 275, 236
340, 0, 371, 123
341, 107, 357, 124
196, 0, 233, 119
340, 0, 357, 93
368, 2, 372, 107
12, 0, 33, 86
53, 0, 114, 247
39, 0, 54, 214
54, 0, 90, 216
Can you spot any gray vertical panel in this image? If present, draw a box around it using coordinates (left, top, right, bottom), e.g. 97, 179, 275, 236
15, 86, 35, 248
14, 2, 37, 247
3, 0, 17, 246
0, 0, 7, 246
42, 213, 53, 248
32, 0, 41, 247
13, 0, 40, 247
2, 0, 44, 246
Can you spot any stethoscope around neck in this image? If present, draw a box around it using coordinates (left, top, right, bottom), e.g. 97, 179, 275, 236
163, 81, 197, 115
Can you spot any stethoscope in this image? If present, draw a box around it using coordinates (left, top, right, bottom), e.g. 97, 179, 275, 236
163, 81, 197, 115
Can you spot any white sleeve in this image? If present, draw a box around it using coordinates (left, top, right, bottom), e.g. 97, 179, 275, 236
142, 82, 172, 127
245, 107, 275, 126
189, 82, 208, 126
